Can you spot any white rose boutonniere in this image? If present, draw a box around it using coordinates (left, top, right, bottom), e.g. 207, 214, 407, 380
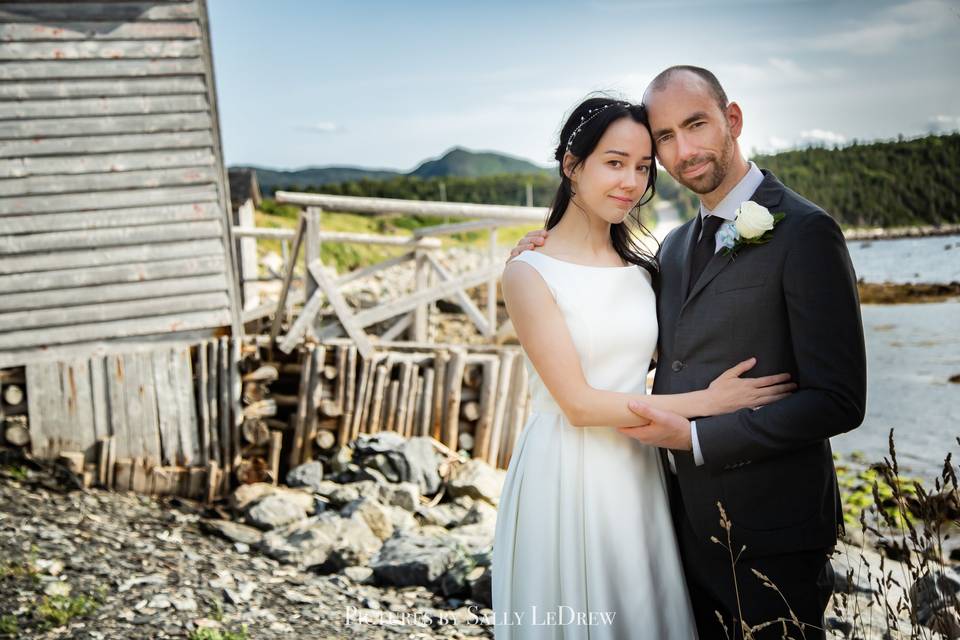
717, 201, 785, 257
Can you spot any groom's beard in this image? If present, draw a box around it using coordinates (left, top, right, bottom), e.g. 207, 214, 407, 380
674, 134, 734, 195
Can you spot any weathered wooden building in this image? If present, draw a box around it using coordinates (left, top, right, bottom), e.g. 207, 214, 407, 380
0, 0, 243, 494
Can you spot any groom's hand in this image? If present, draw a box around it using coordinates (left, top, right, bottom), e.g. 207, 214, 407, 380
618, 402, 693, 451
507, 229, 549, 263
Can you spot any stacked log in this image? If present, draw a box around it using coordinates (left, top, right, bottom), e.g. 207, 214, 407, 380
1, 368, 28, 449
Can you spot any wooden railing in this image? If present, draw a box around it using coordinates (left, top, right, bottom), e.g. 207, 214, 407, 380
232, 193, 546, 356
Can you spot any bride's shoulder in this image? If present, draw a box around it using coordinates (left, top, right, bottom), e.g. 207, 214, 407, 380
502, 253, 558, 301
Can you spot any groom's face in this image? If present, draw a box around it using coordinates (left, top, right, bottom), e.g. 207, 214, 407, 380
645, 76, 737, 195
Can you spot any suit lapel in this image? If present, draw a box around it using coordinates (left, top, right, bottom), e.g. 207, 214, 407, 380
676, 217, 700, 301
680, 170, 786, 311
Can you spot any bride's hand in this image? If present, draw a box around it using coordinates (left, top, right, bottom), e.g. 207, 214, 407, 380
507, 229, 548, 263
705, 357, 797, 414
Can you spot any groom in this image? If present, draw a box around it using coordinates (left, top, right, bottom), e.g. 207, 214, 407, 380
511, 66, 866, 639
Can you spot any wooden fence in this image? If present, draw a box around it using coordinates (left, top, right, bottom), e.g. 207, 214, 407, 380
232, 193, 546, 359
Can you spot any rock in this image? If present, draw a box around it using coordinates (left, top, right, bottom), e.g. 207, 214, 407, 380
910, 567, 960, 627
829, 553, 874, 595
286, 461, 325, 492
417, 497, 473, 528
401, 437, 443, 496
447, 522, 495, 554
247, 494, 309, 530
170, 592, 197, 612
315, 480, 380, 508
231, 483, 314, 514
447, 459, 504, 505
379, 481, 420, 512
388, 505, 419, 532
341, 498, 394, 541
328, 446, 353, 474
353, 433, 443, 496
201, 519, 264, 545
44, 581, 71, 597
343, 566, 374, 584
440, 554, 476, 597
470, 566, 492, 608
371, 530, 467, 588
458, 500, 497, 527
261, 512, 382, 571
231, 482, 276, 511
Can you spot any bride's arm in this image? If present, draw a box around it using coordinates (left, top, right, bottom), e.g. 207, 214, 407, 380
503, 262, 793, 428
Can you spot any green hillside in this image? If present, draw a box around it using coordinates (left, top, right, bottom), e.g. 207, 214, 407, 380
754, 133, 959, 227
410, 147, 550, 179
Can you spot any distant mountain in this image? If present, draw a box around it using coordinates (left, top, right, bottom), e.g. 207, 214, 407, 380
237, 165, 400, 194
235, 147, 552, 195
410, 147, 551, 179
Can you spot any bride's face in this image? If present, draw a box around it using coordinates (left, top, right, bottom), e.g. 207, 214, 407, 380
565, 118, 653, 225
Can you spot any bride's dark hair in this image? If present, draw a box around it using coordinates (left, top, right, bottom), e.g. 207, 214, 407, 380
546, 96, 659, 273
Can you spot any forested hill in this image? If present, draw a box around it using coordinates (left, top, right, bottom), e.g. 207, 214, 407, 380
753, 133, 959, 227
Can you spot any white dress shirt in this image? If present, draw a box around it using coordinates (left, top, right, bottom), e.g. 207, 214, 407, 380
670, 162, 765, 472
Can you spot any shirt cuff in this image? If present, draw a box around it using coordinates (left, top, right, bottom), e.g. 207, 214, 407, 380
691, 420, 705, 466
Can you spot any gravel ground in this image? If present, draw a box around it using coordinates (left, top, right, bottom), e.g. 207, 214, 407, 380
0, 464, 493, 640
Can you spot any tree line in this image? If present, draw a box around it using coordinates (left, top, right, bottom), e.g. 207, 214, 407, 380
276, 134, 958, 228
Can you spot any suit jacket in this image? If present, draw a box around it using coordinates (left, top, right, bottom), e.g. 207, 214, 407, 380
653, 170, 866, 558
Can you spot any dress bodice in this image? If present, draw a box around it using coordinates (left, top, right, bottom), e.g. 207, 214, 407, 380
510, 251, 658, 416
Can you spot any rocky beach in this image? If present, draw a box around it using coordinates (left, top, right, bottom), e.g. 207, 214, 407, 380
4, 432, 960, 639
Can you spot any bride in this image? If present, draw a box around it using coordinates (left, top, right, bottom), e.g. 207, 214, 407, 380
491, 97, 795, 638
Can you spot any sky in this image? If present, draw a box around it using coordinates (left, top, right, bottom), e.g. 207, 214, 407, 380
207, 0, 960, 172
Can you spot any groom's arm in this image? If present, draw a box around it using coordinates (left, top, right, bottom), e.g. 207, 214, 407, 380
694, 210, 867, 470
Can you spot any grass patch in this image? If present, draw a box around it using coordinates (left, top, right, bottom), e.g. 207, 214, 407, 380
0, 546, 39, 581
188, 625, 249, 640
0, 614, 19, 636
2, 465, 28, 482
33, 594, 99, 630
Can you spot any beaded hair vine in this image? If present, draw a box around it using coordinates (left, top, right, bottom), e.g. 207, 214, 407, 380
564, 101, 630, 152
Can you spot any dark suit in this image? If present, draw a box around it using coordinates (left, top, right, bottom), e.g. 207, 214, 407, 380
653, 170, 866, 639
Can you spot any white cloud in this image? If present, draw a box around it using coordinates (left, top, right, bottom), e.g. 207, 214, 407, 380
807, 0, 955, 55
716, 57, 843, 87
295, 122, 342, 134
799, 129, 847, 146
927, 115, 960, 133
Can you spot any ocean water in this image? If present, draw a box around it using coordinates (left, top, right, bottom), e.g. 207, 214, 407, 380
846, 234, 960, 284
831, 299, 960, 479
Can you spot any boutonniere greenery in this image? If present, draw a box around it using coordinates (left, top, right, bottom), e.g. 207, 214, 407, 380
717, 201, 785, 257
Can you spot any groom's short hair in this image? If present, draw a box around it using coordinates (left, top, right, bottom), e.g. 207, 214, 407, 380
648, 65, 728, 112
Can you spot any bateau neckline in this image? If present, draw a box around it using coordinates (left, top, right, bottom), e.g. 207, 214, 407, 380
526, 251, 638, 270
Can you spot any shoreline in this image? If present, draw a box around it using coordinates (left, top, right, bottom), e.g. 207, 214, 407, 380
843, 224, 960, 241
857, 281, 960, 304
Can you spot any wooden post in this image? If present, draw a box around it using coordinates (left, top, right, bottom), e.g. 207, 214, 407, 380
473, 356, 500, 462
367, 362, 389, 434
238, 198, 260, 310
500, 358, 529, 469
289, 344, 315, 468
489, 350, 517, 466
431, 349, 448, 442
395, 361, 413, 436
486, 227, 498, 337
404, 366, 420, 437
338, 346, 357, 446
350, 355, 372, 441
413, 250, 429, 341
218, 337, 231, 491
268, 430, 282, 486
443, 348, 466, 451
384, 380, 399, 433
418, 367, 434, 438
269, 215, 306, 344
304, 345, 324, 460
305, 206, 323, 304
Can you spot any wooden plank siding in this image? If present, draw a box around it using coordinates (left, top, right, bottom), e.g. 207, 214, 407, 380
0, 0, 241, 362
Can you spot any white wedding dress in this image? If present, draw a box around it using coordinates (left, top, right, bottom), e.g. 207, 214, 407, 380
492, 251, 698, 639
